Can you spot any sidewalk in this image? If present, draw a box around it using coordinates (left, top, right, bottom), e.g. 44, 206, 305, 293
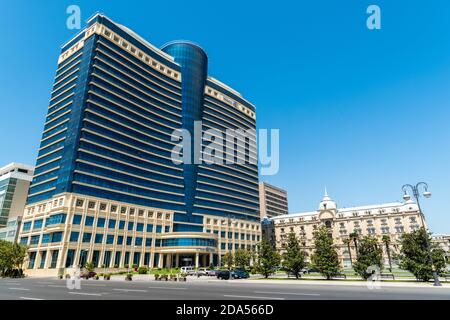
104, 274, 450, 288
241, 278, 450, 288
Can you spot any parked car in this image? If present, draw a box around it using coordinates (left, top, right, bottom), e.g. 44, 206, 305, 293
301, 268, 319, 274
197, 268, 208, 276
217, 270, 231, 280
206, 269, 218, 276
231, 269, 249, 279
180, 266, 195, 275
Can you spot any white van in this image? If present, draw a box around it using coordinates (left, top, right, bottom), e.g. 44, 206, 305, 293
180, 266, 195, 275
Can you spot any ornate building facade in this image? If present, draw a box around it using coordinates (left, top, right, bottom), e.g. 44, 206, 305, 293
272, 191, 425, 267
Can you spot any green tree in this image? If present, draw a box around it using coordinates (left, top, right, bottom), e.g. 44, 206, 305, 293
353, 236, 383, 279
84, 261, 95, 272
281, 232, 306, 279
343, 238, 353, 267
349, 231, 360, 258
0, 240, 27, 277
255, 238, 281, 278
222, 252, 234, 269
382, 235, 392, 272
311, 226, 340, 280
234, 249, 251, 270
396, 228, 446, 282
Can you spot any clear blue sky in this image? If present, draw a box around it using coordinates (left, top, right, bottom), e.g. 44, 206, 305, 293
1, 1, 449, 233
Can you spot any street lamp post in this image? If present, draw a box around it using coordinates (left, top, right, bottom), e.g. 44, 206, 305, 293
402, 182, 441, 286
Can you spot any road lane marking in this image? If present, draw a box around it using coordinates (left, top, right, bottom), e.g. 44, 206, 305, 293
113, 288, 147, 292
83, 284, 107, 287
48, 285, 67, 288
224, 294, 285, 300
254, 291, 320, 296
20, 297, 44, 300
8, 287, 30, 291
37, 282, 55, 285
148, 286, 187, 290
68, 292, 102, 296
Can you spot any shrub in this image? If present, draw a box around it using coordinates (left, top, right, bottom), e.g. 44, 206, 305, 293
138, 267, 148, 274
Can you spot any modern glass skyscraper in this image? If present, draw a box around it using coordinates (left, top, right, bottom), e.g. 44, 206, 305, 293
19, 14, 260, 275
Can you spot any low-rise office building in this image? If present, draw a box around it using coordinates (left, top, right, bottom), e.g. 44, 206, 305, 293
272, 191, 425, 267
259, 182, 288, 219
0, 163, 34, 242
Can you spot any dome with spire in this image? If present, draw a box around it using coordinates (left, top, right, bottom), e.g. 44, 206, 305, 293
318, 188, 337, 211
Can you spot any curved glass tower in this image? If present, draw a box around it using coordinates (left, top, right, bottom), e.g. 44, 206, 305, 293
161, 42, 208, 223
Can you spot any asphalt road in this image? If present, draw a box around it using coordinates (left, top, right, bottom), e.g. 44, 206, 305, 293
0, 277, 449, 300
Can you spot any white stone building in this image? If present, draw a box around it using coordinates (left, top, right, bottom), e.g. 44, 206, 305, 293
272, 191, 425, 268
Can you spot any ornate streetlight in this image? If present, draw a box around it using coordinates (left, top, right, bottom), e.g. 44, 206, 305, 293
402, 182, 441, 286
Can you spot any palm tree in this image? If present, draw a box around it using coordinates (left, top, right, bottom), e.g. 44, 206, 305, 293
349, 231, 360, 258
343, 238, 353, 267
382, 235, 392, 272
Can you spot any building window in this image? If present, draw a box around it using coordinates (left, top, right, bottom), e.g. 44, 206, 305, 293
106, 234, 114, 244
69, 232, 79, 242
117, 236, 124, 245
395, 226, 404, 233
46, 214, 67, 227
72, 214, 82, 225
50, 250, 59, 268
22, 221, 32, 232
28, 252, 37, 269
85, 216, 94, 227
128, 222, 134, 231
135, 237, 143, 246
82, 233, 92, 243
97, 217, 105, 228
33, 219, 43, 230
41, 234, 50, 244
65, 249, 75, 268
108, 219, 116, 229
137, 223, 144, 232
95, 234, 103, 244
30, 235, 40, 245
